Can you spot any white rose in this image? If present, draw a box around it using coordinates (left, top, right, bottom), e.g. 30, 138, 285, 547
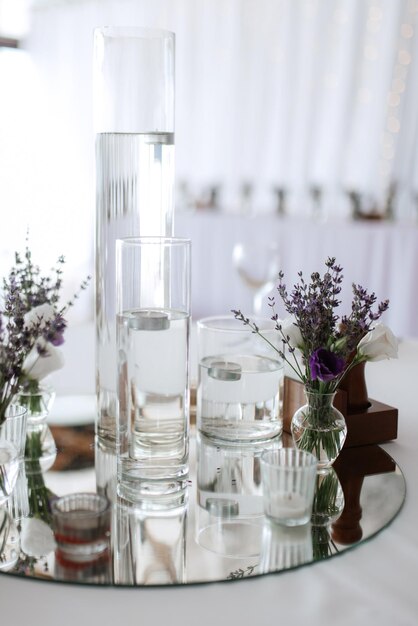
280, 316, 303, 349
357, 323, 398, 362
22, 340, 65, 381
20, 517, 56, 558
24, 303, 56, 330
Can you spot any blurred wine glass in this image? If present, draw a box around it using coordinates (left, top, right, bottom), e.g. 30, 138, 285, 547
232, 242, 280, 315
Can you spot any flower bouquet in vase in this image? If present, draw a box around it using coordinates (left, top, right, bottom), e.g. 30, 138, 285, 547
233, 257, 398, 470
2, 243, 90, 475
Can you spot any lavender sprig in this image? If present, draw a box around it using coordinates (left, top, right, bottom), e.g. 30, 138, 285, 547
276, 257, 343, 356
231, 309, 307, 383
233, 257, 390, 394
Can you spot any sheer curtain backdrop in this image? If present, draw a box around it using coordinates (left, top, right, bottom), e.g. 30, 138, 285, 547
1, 0, 418, 318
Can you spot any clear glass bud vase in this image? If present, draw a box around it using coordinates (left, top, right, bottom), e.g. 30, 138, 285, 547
291, 391, 347, 471
311, 467, 345, 526
17, 385, 57, 474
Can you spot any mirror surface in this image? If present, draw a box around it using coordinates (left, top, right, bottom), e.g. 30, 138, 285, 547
0, 428, 405, 586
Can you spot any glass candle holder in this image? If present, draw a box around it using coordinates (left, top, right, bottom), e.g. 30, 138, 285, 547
51, 493, 111, 563
197, 316, 284, 442
116, 237, 191, 505
260, 448, 318, 526
0, 405, 27, 505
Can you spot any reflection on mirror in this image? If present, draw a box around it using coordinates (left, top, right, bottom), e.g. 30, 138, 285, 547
0, 428, 405, 587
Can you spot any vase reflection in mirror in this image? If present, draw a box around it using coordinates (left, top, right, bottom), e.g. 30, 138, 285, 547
0, 507, 20, 572
195, 434, 281, 559
0, 405, 27, 572
0, 405, 28, 505
93, 27, 176, 488
114, 495, 187, 585
311, 468, 344, 528
6, 462, 29, 524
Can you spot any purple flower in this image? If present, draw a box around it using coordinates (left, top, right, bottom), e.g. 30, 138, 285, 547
43, 314, 67, 346
309, 348, 345, 382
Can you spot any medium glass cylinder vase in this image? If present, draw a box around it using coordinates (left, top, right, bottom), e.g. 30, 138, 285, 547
93, 27, 175, 448
116, 237, 191, 505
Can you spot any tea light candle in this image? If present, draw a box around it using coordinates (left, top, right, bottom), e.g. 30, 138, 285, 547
128, 310, 170, 331
261, 449, 317, 526
208, 360, 242, 381
268, 492, 308, 521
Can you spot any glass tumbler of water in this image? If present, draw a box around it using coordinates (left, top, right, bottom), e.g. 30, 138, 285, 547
116, 237, 191, 505
197, 316, 284, 443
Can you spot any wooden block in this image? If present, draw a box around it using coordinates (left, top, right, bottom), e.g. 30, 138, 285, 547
282, 376, 398, 448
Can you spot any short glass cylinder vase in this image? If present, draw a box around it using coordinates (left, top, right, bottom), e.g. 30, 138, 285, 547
197, 316, 284, 443
17, 385, 57, 474
291, 391, 347, 471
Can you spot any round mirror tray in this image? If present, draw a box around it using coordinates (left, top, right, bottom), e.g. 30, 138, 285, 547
0, 428, 406, 587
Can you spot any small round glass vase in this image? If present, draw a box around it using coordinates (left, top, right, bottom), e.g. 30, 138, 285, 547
291, 391, 347, 471
17, 384, 57, 474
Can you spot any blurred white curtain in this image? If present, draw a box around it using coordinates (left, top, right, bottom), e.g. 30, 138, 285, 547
0, 0, 418, 302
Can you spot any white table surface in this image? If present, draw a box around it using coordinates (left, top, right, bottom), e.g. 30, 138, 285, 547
1, 339, 417, 626
175, 212, 418, 339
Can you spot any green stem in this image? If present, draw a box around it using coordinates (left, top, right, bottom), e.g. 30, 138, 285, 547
25, 431, 52, 524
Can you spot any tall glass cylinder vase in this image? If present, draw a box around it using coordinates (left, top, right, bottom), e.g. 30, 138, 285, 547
116, 237, 191, 506
94, 27, 175, 449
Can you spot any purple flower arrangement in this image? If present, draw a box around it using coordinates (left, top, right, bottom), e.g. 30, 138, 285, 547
233, 257, 397, 395
0, 242, 90, 422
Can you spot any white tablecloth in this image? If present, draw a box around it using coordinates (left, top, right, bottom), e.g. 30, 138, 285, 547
175, 213, 418, 339
1, 338, 418, 625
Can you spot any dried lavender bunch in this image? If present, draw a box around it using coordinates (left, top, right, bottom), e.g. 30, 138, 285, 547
276, 258, 344, 357
233, 257, 394, 394
0, 280, 60, 420
3, 243, 91, 320
0, 241, 91, 418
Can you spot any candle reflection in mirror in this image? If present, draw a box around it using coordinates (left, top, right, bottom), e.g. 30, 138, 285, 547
54, 549, 112, 584
260, 521, 313, 573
